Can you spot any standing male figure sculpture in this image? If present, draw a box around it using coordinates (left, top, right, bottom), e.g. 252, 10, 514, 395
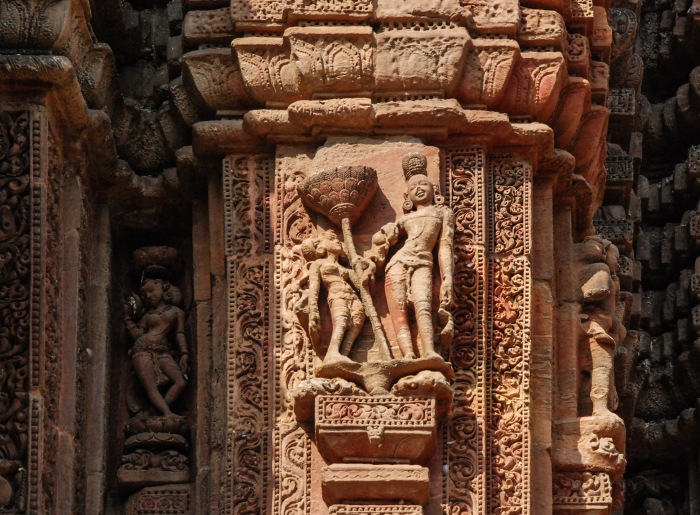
300, 229, 367, 365
370, 152, 455, 359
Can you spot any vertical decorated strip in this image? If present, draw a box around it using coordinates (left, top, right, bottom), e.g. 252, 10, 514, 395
445, 146, 487, 514
273, 154, 313, 515
223, 155, 273, 515
0, 108, 46, 513
487, 156, 532, 515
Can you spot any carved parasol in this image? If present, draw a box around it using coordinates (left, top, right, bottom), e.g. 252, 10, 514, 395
297, 166, 392, 360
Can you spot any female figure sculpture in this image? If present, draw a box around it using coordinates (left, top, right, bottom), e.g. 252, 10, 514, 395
123, 277, 189, 417
300, 230, 366, 365
370, 152, 455, 359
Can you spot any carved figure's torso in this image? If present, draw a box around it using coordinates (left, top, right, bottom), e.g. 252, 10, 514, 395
133, 305, 180, 355
319, 262, 357, 304
387, 205, 447, 272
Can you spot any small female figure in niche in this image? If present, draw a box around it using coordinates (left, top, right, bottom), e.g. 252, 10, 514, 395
369, 152, 454, 359
123, 278, 189, 417
301, 230, 367, 365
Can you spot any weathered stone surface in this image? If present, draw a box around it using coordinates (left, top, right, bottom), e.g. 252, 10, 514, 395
182, 48, 252, 112
374, 24, 471, 97
315, 396, 437, 463
321, 464, 430, 505
0, 0, 642, 514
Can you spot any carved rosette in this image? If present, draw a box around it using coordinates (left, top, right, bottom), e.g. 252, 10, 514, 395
553, 472, 613, 511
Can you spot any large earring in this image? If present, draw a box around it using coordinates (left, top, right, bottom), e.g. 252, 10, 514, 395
402, 192, 413, 213
433, 184, 445, 206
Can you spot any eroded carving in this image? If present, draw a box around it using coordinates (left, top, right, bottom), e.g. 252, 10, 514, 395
123, 248, 189, 418
119, 246, 191, 490
577, 236, 626, 419
296, 154, 455, 395
553, 236, 627, 502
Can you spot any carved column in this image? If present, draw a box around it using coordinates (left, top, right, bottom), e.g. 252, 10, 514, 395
0, 56, 98, 513
185, 1, 621, 514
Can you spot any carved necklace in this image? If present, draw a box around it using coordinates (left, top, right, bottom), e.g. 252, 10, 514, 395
148, 304, 172, 315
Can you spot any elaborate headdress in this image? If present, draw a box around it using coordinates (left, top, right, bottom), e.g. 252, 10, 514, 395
400, 152, 445, 212
402, 152, 428, 181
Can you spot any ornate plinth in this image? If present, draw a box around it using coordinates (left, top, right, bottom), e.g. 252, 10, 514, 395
321, 464, 430, 505
118, 417, 190, 490
123, 484, 193, 515
315, 396, 437, 463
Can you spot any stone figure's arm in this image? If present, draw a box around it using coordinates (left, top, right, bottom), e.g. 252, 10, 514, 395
175, 308, 189, 374
175, 308, 188, 355
438, 208, 455, 309
123, 300, 145, 340
308, 263, 321, 343
367, 222, 399, 269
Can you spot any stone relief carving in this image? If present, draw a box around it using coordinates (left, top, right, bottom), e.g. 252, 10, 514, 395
0, 110, 31, 512
553, 472, 613, 508
578, 236, 626, 419
285, 147, 459, 510
222, 154, 274, 515
1, 0, 629, 509
299, 229, 367, 365
369, 152, 455, 360
553, 236, 627, 510
296, 153, 454, 395
123, 248, 189, 418
119, 246, 191, 490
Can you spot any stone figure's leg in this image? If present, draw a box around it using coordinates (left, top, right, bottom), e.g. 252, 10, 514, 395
132, 353, 173, 415
589, 333, 615, 416
339, 297, 365, 357
160, 354, 188, 408
385, 264, 414, 359
325, 301, 352, 364
411, 266, 439, 359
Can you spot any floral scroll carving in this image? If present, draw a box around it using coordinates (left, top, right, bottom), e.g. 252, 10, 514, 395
0, 111, 31, 512
443, 146, 486, 513
0, 110, 48, 513
223, 154, 275, 515
487, 156, 532, 515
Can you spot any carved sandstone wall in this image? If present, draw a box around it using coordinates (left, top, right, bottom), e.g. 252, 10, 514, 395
0, 0, 643, 514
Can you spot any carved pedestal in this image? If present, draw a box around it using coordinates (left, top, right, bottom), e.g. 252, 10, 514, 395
315, 396, 437, 463
322, 464, 430, 506
118, 417, 190, 490
313, 395, 437, 511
